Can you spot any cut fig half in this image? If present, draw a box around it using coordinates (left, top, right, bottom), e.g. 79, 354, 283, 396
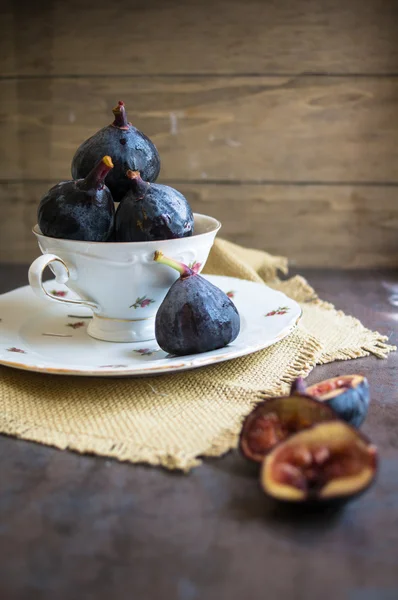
304, 375, 370, 428
239, 395, 337, 463
261, 421, 377, 503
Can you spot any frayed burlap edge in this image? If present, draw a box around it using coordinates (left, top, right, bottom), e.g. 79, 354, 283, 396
202, 328, 323, 463
205, 240, 396, 362
0, 410, 201, 471
270, 275, 396, 361
0, 329, 323, 472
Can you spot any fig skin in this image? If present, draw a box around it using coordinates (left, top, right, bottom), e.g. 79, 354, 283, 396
260, 421, 378, 505
115, 171, 194, 242
38, 156, 115, 242
239, 394, 337, 463
71, 101, 160, 202
292, 375, 370, 428
154, 251, 240, 356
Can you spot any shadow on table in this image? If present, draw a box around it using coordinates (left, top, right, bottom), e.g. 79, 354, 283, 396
204, 451, 346, 530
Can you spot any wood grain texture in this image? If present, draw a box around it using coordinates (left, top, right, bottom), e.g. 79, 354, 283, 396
1, 0, 397, 76
2, 181, 397, 267
1, 0, 398, 267
1, 76, 398, 183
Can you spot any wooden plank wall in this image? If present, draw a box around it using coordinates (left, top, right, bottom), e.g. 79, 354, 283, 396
1, 0, 398, 267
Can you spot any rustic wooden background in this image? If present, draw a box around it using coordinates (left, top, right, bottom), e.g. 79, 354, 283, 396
1, 0, 398, 267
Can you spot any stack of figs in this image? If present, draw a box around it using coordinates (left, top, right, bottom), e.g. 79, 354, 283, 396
38, 100, 193, 243
239, 375, 378, 507
37, 101, 240, 356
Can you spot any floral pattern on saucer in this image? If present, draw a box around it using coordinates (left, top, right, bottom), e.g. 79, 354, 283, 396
0, 275, 301, 377
66, 322, 86, 329
134, 348, 160, 357
265, 306, 290, 317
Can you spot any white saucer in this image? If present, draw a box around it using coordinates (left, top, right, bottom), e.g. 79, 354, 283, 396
0, 276, 301, 377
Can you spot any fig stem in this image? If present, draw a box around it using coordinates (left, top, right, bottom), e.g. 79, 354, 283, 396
112, 100, 129, 129
81, 156, 113, 190
126, 170, 150, 199
153, 251, 193, 278
126, 170, 141, 180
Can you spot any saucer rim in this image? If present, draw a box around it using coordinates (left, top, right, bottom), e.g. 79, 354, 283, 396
0, 275, 302, 378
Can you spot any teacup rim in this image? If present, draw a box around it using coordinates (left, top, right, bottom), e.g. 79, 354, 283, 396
32, 212, 221, 246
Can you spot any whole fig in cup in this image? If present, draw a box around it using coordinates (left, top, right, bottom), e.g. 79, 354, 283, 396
115, 171, 194, 242
71, 101, 160, 202
38, 156, 115, 241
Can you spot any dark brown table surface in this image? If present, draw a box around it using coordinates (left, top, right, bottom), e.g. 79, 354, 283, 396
1, 265, 398, 600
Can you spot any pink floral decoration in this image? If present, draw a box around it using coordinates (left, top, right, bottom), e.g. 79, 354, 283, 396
134, 348, 159, 356
130, 296, 155, 309
265, 306, 290, 317
66, 322, 85, 329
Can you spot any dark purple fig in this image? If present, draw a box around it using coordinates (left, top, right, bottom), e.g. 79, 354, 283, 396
261, 421, 378, 504
239, 394, 337, 463
115, 171, 194, 242
71, 101, 160, 202
291, 375, 370, 428
38, 156, 115, 241
154, 251, 240, 356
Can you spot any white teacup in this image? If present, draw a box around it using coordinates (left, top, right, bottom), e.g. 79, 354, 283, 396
28, 213, 221, 343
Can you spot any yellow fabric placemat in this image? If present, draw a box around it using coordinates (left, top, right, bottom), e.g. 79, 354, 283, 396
0, 238, 395, 470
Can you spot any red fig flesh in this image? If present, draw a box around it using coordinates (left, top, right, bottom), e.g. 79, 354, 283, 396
261, 421, 378, 503
239, 395, 337, 463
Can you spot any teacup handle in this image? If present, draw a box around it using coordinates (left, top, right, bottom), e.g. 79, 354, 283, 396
28, 253, 99, 310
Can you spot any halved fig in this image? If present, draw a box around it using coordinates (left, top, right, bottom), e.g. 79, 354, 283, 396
261, 421, 377, 503
293, 375, 370, 428
239, 395, 337, 463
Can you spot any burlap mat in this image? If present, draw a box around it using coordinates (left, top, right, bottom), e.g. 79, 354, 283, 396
0, 239, 395, 470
